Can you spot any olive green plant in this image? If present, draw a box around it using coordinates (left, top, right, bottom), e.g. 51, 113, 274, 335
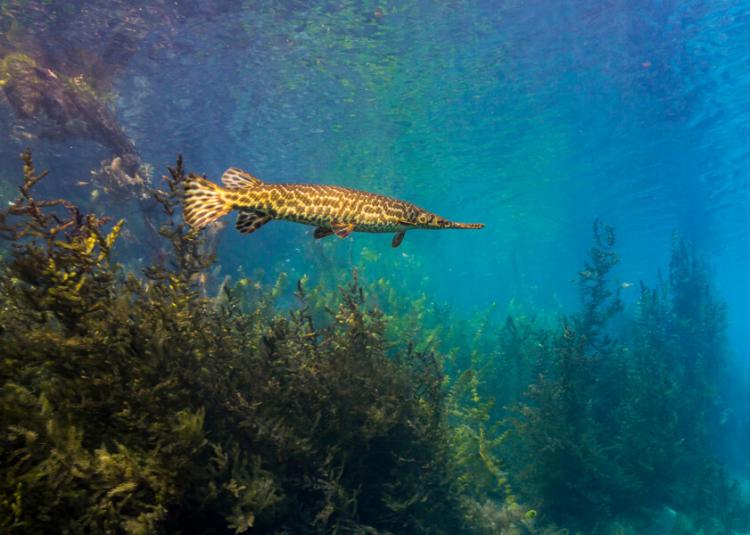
0, 152, 473, 534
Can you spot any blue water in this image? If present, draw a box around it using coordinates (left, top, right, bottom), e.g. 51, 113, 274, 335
4, 1, 748, 342
1, 0, 750, 527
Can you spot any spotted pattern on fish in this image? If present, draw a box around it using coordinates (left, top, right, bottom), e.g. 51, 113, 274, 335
183, 168, 484, 248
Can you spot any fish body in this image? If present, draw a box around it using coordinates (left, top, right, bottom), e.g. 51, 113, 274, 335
183, 167, 484, 247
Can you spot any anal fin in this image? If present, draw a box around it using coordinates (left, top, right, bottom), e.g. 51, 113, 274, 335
314, 227, 335, 240
236, 210, 271, 234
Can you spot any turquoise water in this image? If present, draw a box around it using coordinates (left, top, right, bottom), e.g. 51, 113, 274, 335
1, 1, 750, 533
4, 1, 749, 339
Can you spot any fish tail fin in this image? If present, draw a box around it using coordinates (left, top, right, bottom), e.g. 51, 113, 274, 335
183, 174, 233, 229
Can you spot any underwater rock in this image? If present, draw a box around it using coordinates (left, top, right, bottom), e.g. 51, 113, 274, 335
0, 53, 141, 173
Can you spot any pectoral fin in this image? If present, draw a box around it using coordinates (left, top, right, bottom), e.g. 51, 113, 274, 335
331, 223, 355, 239
392, 231, 406, 248
314, 227, 334, 239
398, 220, 417, 227
236, 210, 271, 234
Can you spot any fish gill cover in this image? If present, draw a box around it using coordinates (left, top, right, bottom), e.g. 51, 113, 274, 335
1, 1, 750, 534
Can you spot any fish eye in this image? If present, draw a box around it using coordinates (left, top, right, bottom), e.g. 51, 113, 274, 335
417, 214, 428, 224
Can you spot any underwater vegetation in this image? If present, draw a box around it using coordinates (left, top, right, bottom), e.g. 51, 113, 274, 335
0, 152, 541, 534
494, 223, 749, 533
0, 153, 746, 535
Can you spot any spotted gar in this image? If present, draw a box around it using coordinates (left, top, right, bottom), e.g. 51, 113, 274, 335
183, 167, 484, 248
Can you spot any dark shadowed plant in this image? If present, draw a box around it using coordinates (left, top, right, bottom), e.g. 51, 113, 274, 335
614, 234, 749, 531
506, 222, 633, 528
503, 222, 749, 533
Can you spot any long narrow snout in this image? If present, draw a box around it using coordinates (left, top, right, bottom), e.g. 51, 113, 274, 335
447, 221, 484, 229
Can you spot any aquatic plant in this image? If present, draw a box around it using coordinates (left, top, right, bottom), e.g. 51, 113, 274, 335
1, 152, 743, 534
502, 221, 749, 532
0, 151, 483, 534
614, 234, 749, 531
505, 222, 623, 526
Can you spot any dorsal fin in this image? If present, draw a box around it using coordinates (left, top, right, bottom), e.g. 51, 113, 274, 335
221, 167, 263, 189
